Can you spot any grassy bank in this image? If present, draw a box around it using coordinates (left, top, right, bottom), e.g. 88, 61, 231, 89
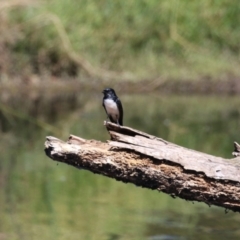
1, 0, 240, 82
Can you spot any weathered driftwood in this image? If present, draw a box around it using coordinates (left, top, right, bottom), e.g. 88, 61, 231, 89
45, 122, 240, 212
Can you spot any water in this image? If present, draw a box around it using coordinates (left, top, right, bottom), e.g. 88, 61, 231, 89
1, 94, 240, 240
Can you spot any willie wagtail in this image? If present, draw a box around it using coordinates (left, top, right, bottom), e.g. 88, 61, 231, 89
102, 88, 123, 126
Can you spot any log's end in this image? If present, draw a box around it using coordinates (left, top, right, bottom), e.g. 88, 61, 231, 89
44, 136, 64, 160
44, 135, 86, 163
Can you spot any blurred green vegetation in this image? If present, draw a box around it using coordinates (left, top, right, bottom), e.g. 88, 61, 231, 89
1, 0, 240, 81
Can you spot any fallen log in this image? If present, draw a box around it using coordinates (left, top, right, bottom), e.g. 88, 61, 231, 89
44, 122, 240, 212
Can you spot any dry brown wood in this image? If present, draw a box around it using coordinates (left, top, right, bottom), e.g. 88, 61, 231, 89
45, 122, 240, 212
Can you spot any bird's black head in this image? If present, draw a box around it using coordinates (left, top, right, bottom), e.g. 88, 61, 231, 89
102, 88, 117, 98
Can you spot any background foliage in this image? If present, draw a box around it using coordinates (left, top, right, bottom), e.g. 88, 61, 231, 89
1, 0, 239, 81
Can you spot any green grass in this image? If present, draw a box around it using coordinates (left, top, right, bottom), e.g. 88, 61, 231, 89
3, 0, 240, 81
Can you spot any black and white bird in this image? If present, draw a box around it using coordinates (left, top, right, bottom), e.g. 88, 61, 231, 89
102, 88, 123, 126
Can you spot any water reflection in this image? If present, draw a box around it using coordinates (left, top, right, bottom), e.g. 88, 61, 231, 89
1, 95, 240, 240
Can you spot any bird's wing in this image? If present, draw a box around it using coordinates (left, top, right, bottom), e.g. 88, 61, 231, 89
116, 98, 123, 125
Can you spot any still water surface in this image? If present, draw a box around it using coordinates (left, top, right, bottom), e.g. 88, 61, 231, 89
1, 95, 240, 240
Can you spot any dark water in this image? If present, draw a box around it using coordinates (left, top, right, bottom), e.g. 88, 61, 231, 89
1, 95, 240, 240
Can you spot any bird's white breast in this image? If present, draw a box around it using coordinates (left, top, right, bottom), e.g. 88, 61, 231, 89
104, 99, 119, 120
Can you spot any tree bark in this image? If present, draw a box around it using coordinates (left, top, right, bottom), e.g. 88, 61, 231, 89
44, 122, 240, 212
